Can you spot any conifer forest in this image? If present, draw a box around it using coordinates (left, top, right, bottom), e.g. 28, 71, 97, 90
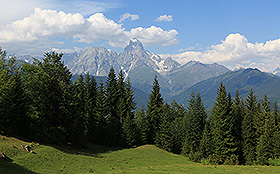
1, 48, 280, 165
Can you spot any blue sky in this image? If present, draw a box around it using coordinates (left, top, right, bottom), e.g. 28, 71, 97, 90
1, 0, 280, 72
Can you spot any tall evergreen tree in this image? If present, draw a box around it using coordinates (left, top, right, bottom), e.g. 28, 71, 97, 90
105, 67, 121, 146
146, 75, 164, 144
170, 101, 187, 154
0, 49, 28, 136
85, 73, 98, 143
199, 122, 212, 158
135, 106, 148, 145
273, 101, 280, 157
155, 103, 174, 152
21, 52, 72, 144
95, 81, 108, 145
256, 94, 275, 165
231, 90, 245, 163
211, 82, 235, 164
182, 91, 206, 155
242, 88, 258, 165
121, 78, 138, 147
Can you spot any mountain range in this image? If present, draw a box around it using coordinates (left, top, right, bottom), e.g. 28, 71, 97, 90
16, 39, 280, 109
61, 39, 230, 98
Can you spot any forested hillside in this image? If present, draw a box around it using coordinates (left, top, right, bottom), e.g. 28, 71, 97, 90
1, 48, 280, 166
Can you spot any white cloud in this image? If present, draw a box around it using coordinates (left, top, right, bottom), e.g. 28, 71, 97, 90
118, 13, 140, 23
0, 8, 178, 55
161, 33, 280, 72
155, 15, 173, 22
0, 0, 121, 26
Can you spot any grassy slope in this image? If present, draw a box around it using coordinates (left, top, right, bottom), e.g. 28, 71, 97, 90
1, 135, 280, 174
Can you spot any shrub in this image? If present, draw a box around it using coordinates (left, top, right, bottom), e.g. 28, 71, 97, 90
200, 158, 210, 165
268, 157, 280, 166
189, 151, 202, 162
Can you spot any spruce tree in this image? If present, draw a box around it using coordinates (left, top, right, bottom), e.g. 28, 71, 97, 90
273, 101, 280, 157
146, 75, 164, 144
95, 81, 108, 145
242, 88, 258, 165
0, 50, 28, 136
105, 67, 121, 146
256, 94, 275, 165
155, 103, 174, 152
85, 73, 98, 143
199, 122, 212, 158
135, 106, 148, 145
211, 82, 235, 164
121, 78, 138, 147
231, 90, 245, 163
182, 91, 206, 156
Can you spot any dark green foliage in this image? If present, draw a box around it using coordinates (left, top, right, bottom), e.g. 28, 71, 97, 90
0, 49, 28, 136
84, 73, 98, 143
182, 91, 206, 156
242, 89, 258, 165
273, 101, 280, 157
231, 90, 245, 162
211, 82, 236, 164
94, 81, 108, 145
121, 78, 138, 147
170, 101, 187, 154
256, 94, 275, 165
146, 75, 164, 144
105, 67, 122, 146
155, 103, 174, 152
21, 52, 72, 144
199, 123, 212, 158
135, 106, 148, 145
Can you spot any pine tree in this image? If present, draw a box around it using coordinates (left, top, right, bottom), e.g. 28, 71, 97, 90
273, 101, 280, 157
182, 91, 206, 155
199, 122, 212, 158
135, 106, 148, 145
0, 49, 28, 136
105, 67, 121, 146
121, 78, 138, 147
242, 88, 258, 165
170, 101, 187, 154
155, 103, 174, 152
256, 94, 275, 165
231, 90, 245, 163
85, 73, 98, 143
146, 75, 164, 144
95, 81, 108, 145
211, 82, 235, 164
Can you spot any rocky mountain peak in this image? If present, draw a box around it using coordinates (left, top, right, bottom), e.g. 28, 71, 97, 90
124, 38, 144, 52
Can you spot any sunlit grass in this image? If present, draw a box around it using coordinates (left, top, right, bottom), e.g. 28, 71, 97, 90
1, 135, 280, 174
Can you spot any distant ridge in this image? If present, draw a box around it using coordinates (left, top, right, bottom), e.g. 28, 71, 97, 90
170, 68, 280, 109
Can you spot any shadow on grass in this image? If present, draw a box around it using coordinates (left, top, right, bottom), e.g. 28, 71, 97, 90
51, 143, 124, 158
0, 160, 38, 174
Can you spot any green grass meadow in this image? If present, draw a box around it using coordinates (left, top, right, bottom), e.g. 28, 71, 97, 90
1, 135, 280, 174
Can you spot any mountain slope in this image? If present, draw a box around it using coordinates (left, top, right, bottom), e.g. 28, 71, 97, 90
171, 68, 280, 109
64, 39, 229, 98
16, 38, 229, 100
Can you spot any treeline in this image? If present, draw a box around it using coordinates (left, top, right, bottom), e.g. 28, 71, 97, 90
1, 48, 280, 165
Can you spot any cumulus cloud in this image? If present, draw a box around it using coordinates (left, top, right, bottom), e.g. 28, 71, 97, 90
155, 15, 173, 22
161, 33, 280, 72
0, 8, 178, 54
118, 13, 140, 23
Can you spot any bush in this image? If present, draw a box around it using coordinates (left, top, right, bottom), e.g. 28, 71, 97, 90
268, 157, 280, 166
224, 154, 239, 165
200, 158, 210, 165
189, 151, 202, 162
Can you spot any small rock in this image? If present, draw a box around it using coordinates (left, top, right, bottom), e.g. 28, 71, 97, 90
9, 144, 17, 148
0, 151, 7, 160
